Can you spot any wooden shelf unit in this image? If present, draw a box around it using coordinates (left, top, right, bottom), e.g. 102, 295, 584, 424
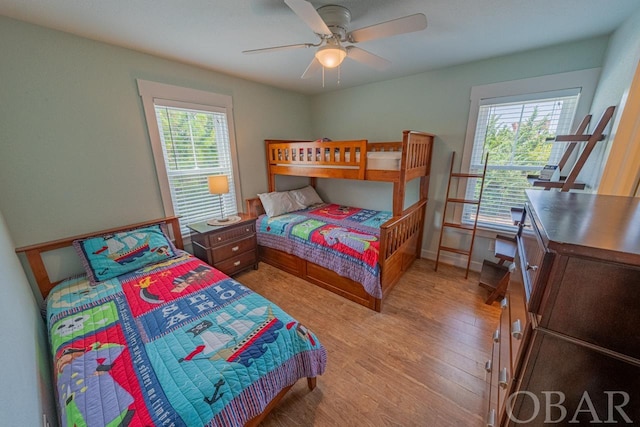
435, 152, 488, 278
530, 106, 615, 192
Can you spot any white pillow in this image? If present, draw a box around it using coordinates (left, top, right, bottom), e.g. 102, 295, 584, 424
289, 185, 324, 208
258, 191, 305, 217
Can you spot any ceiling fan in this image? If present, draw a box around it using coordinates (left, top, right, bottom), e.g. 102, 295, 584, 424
243, 0, 427, 79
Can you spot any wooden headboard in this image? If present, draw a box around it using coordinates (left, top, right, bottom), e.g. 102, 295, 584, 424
14, 216, 182, 299
246, 198, 266, 218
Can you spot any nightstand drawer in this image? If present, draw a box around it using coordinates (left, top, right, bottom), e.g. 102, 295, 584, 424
212, 235, 256, 263
215, 250, 257, 276
208, 223, 256, 247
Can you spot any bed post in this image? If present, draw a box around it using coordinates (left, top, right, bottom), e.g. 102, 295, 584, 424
393, 131, 410, 216
265, 140, 276, 192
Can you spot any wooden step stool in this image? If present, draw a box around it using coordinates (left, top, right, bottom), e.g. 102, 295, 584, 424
479, 234, 516, 304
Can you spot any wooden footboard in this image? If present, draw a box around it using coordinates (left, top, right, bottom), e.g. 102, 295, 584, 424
379, 199, 427, 298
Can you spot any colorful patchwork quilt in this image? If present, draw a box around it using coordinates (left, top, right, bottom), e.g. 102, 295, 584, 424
257, 203, 392, 298
46, 252, 326, 427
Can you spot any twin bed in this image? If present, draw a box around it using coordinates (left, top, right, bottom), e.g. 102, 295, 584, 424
249, 130, 435, 312
16, 217, 326, 427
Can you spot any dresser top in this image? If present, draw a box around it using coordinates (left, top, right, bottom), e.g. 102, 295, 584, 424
526, 190, 640, 264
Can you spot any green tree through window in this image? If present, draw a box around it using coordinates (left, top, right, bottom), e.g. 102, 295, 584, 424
463, 96, 578, 229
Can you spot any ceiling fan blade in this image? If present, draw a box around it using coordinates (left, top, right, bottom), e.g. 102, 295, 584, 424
346, 46, 391, 70
301, 57, 321, 79
347, 13, 427, 43
284, 0, 332, 36
242, 43, 315, 54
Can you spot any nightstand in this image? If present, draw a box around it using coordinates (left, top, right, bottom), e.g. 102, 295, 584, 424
188, 213, 258, 276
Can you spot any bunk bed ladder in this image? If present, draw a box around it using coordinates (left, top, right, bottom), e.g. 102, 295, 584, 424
435, 152, 489, 279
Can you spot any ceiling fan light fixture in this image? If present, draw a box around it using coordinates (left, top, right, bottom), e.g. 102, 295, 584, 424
315, 44, 347, 68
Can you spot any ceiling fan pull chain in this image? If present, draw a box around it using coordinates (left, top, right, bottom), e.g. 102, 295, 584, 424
322, 66, 325, 88
338, 64, 341, 86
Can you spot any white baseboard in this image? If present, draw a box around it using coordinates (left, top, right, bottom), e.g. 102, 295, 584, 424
421, 248, 483, 272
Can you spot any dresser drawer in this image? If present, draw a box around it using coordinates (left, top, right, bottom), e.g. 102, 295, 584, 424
497, 297, 512, 416
211, 235, 256, 263
215, 250, 257, 276
519, 214, 544, 292
509, 251, 530, 375
519, 207, 553, 313
508, 329, 640, 426
486, 341, 499, 427
543, 257, 640, 359
208, 222, 256, 247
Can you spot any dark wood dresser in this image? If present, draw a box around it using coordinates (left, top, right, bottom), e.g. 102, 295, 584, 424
486, 190, 640, 426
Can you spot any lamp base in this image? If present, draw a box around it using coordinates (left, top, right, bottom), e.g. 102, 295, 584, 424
207, 215, 241, 226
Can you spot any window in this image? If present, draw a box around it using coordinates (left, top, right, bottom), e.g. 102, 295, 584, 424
137, 80, 241, 234
460, 69, 600, 231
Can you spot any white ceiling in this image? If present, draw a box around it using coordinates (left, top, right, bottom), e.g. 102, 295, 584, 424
1, 0, 639, 95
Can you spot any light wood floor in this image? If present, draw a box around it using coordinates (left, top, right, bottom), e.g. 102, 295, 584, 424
236, 259, 500, 427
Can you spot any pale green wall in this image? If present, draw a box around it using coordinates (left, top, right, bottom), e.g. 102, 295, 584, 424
583, 6, 640, 188
0, 16, 312, 249
0, 208, 56, 426
309, 36, 610, 265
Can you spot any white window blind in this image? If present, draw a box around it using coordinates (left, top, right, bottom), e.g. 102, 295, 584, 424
463, 90, 580, 230
153, 101, 238, 232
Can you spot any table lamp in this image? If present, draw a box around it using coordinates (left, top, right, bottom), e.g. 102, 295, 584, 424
208, 175, 230, 223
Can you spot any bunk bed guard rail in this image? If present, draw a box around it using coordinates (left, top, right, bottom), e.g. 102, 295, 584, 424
266, 139, 368, 180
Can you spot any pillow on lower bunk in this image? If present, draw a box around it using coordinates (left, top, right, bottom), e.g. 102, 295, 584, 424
258, 191, 306, 217
73, 223, 177, 284
289, 185, 324, 208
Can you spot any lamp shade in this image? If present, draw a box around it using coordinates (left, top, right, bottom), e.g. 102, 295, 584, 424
315, 45, 347, 68
208, 175, 229, 195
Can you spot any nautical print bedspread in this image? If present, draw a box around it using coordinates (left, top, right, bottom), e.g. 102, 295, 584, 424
46, 252, 326, 427
257, 203, 392, 298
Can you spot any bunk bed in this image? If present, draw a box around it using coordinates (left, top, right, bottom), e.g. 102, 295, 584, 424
247, 130, 435, 312
15, 217, 326, 427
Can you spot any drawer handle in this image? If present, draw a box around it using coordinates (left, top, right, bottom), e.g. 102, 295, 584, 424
492, 329, 500, 343
231, 246, 239, 252
487, 409, 496, 427
498, 368, 509, 389
217, 237, 222, 241
233, 260, 241, 266
485, 360, 492, 373
245, 228, 250, 232
511, 319, 523, 340
500, 297, 508, 310
526, 263, 538, 271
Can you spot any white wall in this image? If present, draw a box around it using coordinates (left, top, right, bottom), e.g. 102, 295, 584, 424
0, 209, 56, 426
587, 6, 640, 190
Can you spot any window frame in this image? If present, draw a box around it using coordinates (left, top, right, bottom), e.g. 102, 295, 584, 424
458, 68, 601, 233
137, 79, 242, 230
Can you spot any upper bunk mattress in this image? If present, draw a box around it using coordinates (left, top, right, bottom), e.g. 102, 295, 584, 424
46, 251, 326, 427
256, 203, 392, 298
